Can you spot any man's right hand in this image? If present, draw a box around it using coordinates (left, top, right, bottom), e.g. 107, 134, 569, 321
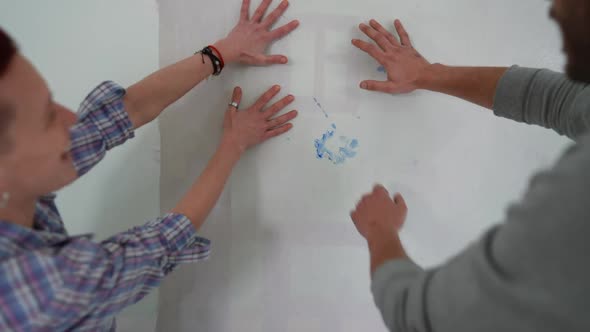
352, 19, 431, 94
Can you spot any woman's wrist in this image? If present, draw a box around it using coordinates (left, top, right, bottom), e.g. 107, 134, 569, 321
219, 133, 245, 161
213, 39, 240, 65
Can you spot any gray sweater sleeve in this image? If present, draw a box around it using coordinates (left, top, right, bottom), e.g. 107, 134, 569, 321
493, 66, 590, 140
371, 67, 590, 332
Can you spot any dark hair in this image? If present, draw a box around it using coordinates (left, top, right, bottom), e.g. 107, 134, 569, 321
0, 27, 16, 76
0, 27, 17, 154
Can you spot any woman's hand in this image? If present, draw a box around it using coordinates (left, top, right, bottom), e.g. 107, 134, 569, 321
222, 85, 298, 153
352, 19, 431, 94
215, 0, 300, 65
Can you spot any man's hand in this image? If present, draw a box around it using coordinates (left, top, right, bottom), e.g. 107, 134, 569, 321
351, 185, 409, 275
351, 185, 407, 240
222, 85, 298, 153
352, 19, 431, 94
215, 0, 300, 65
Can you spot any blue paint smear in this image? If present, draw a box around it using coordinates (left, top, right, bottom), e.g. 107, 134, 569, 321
313, 97, 329, 118
314, 127, 359, 165
377, 65, 386, 73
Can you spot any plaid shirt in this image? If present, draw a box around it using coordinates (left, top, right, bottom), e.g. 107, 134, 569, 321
0, 82, 211, 331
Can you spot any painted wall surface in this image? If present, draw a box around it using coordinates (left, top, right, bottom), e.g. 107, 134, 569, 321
156, 1, 572, 331
0, 1, 161, 331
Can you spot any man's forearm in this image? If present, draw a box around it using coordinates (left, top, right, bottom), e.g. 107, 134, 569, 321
171, 137, 242, 230
417, 64, 509, 109
124, 41, 235, 129
368, 231, 409, 277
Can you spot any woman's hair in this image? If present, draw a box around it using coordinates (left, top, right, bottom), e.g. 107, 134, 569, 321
0, 27, 17, 154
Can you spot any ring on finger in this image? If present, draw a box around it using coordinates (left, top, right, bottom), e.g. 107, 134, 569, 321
229, 101, 239, 109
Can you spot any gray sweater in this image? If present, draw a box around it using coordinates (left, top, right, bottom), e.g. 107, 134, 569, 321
372, 66, 590, 332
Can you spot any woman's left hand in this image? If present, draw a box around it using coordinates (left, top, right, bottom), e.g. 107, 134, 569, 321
222, 85, 298, 153
215, 0, 300, 66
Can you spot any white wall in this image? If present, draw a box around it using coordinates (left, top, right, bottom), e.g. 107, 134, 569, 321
156, 0, 571, 331
0, 1, 161, 331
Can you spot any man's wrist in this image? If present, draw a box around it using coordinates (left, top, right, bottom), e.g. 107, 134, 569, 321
367, 228, 398, 250
367, 230, 408, 275
416, 63, 447, 91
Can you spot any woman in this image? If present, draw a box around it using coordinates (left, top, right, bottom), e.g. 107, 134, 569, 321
0, 0, 299, 330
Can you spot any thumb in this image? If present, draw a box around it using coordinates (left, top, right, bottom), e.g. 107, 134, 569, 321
393, 193, 407, 208
360, 80, 396, 93
261, 54, 289, 65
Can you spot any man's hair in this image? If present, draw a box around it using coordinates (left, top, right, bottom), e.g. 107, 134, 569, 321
0, 27, 17, 154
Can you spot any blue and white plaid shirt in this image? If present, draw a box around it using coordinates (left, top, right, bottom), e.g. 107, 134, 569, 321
0, 82, 211, 331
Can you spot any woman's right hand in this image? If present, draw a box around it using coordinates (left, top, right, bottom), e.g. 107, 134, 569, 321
222, 85, 298, 153
352, 19, 431, 94
215, 0, 300, 66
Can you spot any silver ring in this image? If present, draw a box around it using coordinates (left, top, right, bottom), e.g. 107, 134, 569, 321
229, 101, 239, 109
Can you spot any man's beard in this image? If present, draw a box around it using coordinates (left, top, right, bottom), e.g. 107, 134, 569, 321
565, 50, 590, 84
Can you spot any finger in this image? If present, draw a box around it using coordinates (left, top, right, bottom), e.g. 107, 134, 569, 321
359, 23, 394, 51
262, 0, 289, 28
269, 20, 300, 40
351, 39, 385, 62
369, 19, 400, 46
360, 193, 372, 204
360, 80, 396, 93
240, 0, 251, 21
252, 85, 281, 111
263, 122, 293, 140
373, 184, 389, 196
266, 110, 298, 129
252, 0, 272, 22
262, 94, 294, 118
261, 54, 289, 65
229, 86, 243, 111
394, 19, 412, 46
393, 193, 407, 208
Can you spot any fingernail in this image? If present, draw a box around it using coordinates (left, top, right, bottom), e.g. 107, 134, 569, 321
281, 57, 288, 64
274, 85, 281, 90
288, 94, 294, 100
360, 82, 367, 89
359, 23, 365, 29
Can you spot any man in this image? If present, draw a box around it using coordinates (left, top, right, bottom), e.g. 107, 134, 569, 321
0, 0, 299, 330
350, 0, 590, 331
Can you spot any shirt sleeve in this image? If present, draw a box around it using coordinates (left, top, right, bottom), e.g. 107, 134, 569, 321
371, 137, 590, 332
493, 66, 590, 140
69, 81, 135, 176
0, 213, 210, 331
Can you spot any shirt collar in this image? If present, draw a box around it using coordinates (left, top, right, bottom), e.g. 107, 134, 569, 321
0, 219, 92, 251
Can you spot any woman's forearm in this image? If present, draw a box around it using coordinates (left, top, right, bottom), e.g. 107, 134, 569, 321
124, 44, 229, 129
171, 137, 242, 230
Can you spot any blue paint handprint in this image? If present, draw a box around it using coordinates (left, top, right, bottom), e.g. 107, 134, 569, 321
314, 124, 359, 165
